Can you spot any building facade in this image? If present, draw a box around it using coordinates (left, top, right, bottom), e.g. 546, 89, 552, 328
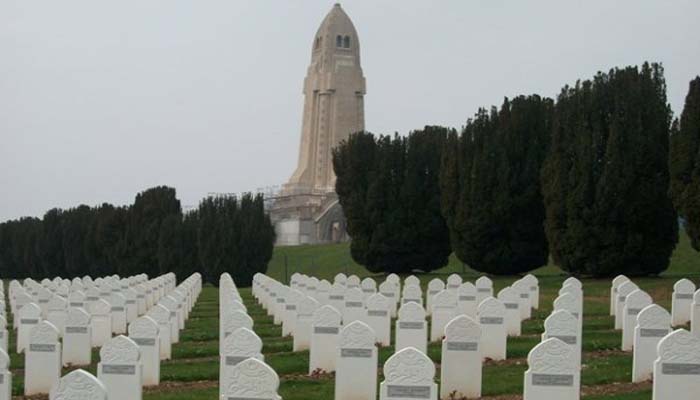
269, 3, 365, 246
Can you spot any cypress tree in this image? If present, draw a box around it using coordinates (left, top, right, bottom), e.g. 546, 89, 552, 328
541, 63, 677, 276
670, 77, 700, 250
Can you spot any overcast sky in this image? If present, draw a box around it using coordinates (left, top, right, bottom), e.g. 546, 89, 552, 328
2, 0, 699, 222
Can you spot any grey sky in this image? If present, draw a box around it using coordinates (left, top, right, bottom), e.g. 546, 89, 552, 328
2, 0, 699, 222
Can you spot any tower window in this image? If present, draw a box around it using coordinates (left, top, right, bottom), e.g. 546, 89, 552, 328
314, 37, 321, 50
336, 35, 342, 47
343, 36, 351, 48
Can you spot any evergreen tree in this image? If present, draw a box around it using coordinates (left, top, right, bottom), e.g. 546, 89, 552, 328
541, 63, 677, 276
670, 77, 700, 250
440, 96, 553, 274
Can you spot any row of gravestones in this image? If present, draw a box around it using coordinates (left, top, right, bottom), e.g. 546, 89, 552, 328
0, 273, 201, 399
610, 275, 700, 400
252, 272, 541, 362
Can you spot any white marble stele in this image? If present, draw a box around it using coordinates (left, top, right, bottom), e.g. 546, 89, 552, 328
309, 305, 342, 374
426, 278, 445, 317
475, 277, 493, 305
62, 307, 92, 366
430, 290, 457, 342
328, 283, 346, 318
615, 281, 639, 330
497, 287, 522, 337
17, 303, 41, 354
380, 347, 437, 400
401, 285, 423, 308
446, 274, 463, 293
88, 299, 113, 347
523, 274, 540, 310
477, 297, 507, 361
542, 310, 581, 369
672, 279, 696, 327
0, 349, 11, 400
128, 315, 161, 386
98, 335, 142, 400
512, 279, 532, 320
440, 315, 482, 399
361, 277, 377, 301
622, 289, 653, 351
293, 296, 320, 351
524, 338, 580, 400
365, 293, 391, 346
0, 316, 7, 355
692, 290, 700, 337
379, 280, 399, 318
633, 304, 671, 382
25, 320, 61, 396
221, 358, 281, 400
342, 288, 365, 325
49, 369, 107, 400
219, 327, 264, 399
46, 295, 68, 336
396, 301, 427, 354
457, 282, 478, 318
148, 304, 174, 360
335, 321, 377, 400
652, 329, 700, 400
610, 275, 630, 316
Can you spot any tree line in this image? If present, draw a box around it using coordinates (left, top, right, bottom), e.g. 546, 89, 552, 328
334, 63, 700, 277
0, 186, 275, 285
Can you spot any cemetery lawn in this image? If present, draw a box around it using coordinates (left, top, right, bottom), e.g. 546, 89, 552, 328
7, 233, 698, 399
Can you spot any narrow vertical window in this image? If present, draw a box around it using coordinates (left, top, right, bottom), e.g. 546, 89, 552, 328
343, 36, 351, 48
336, 35, 342, 47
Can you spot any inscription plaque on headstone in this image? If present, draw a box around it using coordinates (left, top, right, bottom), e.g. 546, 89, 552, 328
386, 385, 431, 399
102, 364, 137, 375
399, 321, 424, 330
662, 363, 700, 375
446, 341, 478, 351
531, 373, 574, 386
65, 326, 88, 334
479, 317, 504, 325
640, 328, 669, 338
341, 348, 373, 358
314, 326, 339, 334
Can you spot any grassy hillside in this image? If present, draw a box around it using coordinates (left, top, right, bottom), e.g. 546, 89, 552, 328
267, 230, 699, 283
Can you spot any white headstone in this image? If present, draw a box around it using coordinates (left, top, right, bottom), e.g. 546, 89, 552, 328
88, 299, 113, 347
402, 284, 423, 307
147, 305, 172, 360
128, 316, 161, 386
497, 287, 522, 337
430, 290, 457, 342
328, 283, 346, 318
98, 335, 142, 400
440, 315, 482, 399
396, 301, 427, 354
610, 275, 630, 316
633, 304, 671, 383
221, 358, 281, 400
335, 321, 377, 400
342, 288, 365, 325
475, 277, 493, 305
554, 293, 583, 334
457, 282, 478, 318
46, 295, 68, 336
282, 289, 304, 337
379, 280, 399, 318
25, 320, 61, 395
426, 279, 445, 316
446, 274, 463, 292
334, 273, 348, 286
380, 347, 437, 400
361, 277, 377, 300
0, 317, 6, 355
523, 338, 579, 400
672, 279, 696, 326
622, 289, 653, 351
309, 305, 342, 374
0, 349, 10, 400
477, 297, 507, 361
17, 303, 41, 354
692, 290, 700, 338
652, 329, 700, 400
63, 307, 92, 366
293, 296, 320, 351
405, 275, 420, 288
110, 293, 128, 335
220, 328, 264, 399
542, 310, 581, 369
49, 369, 107, 400
523, 274, 540, 309
365, 293, 391, 346
346, 275, 361, 289
616, 281, 639, 329
512, 279, 532, 320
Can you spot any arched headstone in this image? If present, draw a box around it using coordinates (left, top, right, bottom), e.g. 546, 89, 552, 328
158, 296, 180, 343
49, 369, 107, 400
147, 305, 172, 360
615, 281, 638, 329
0, 316, 6, 355
542, 310, 580, 369
523, 274, 540, 309
342, 288, 365, 325
440, 315, 481, 399
25, 321, 61, 395
692, 290, 700, 337
293, 296, 320, 351
0, 349, 11, 400
334, 273, 348, 286
380, 347, 437, 400
379, 281, 399, 318
402, 285, 423, 307
475, 277, 493, 305
633, 304, 671, 382
653, 329, 700, 400
98, 335, 142, 400
328, 283, 346, 318
220, 328, 264, 398
222, 358, 281, 400
18, 303, 41, 354
457, 282, 478, 318
477, 297, 507, 361
335, 321, 377, 400
63, 307, 92, 366
365, 293, 391, 346
497, 287, 522, 337
361, 278, 377, 300
346, 275, 361, 289
316, 280, 331, 307
554, 293, 583, 334
426, 279, 445, 316
610, 275, 629, 316
47, 295, 68, 336
405, 275, 420, 288
430, 290, 457, 342
622, 289, 652, 351
396, 301, 427, 354
88, 299, 112, 347
110, 293, 128, 335
282, 289, 304, 337
672, 279, 696, 326
128, 315, 160, 385
512, 279, 532, 320
523, 338, 579, 400
446, 274, 463, 292
310, 305, 342, 374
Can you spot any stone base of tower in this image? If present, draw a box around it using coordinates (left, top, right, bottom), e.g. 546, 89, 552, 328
268, 188, 349, 246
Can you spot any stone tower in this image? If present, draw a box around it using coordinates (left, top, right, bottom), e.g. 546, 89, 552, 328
286, 3, 366, 194
270, 3, 364, 246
